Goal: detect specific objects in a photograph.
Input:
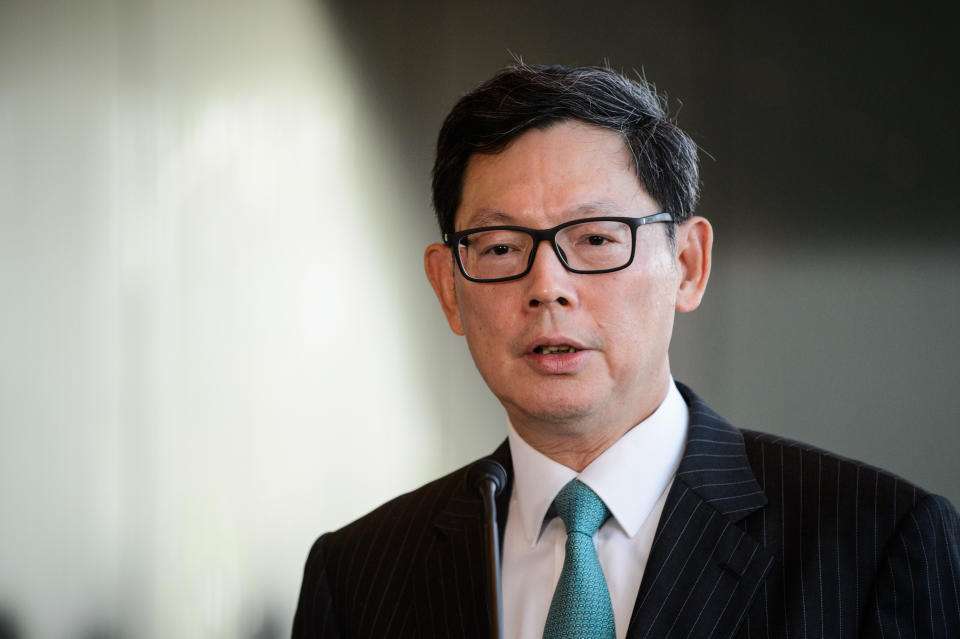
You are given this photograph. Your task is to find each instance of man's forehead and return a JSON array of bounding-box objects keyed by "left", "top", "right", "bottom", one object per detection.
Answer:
[
  {"left": 453, "top": 121, "right": 645, "bottom": 228},
  {"left": 463, "top": 120, "right": 633, "bottom": 171}
]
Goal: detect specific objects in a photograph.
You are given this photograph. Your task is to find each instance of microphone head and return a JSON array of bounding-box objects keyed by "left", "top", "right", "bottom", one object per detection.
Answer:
[{"left": 466, "top": 459, "right": 508, "bottom": 497}]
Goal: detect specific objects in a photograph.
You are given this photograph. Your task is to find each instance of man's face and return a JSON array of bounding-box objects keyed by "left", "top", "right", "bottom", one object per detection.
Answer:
[{"left": 426, "top": 120, "right": 709, "bottom": 434}]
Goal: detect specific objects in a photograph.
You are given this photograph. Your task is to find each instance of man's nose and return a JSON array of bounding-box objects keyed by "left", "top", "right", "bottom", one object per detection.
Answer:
[{"left": 525, "top": 241, "right": 577, "bottom": 308}]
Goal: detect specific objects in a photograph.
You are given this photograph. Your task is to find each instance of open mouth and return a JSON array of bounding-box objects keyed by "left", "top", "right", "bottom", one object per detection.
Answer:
[{"left": 533, "top": 345, "right": 580, "bottom": 354}]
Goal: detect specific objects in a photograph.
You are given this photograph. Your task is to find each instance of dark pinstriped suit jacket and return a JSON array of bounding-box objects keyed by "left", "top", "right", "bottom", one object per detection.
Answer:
[{"left": 293, "top": 383, "right": 960, "bottom": 637}]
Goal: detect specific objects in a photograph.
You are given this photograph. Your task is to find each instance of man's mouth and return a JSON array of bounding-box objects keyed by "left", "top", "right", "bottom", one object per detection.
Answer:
[{"left": 533, "top": 345, "right": 580, "bottom": 354}]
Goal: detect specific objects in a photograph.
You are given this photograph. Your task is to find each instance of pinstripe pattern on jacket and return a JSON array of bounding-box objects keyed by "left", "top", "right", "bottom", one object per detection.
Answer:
[{"left": 292, "top": 383, "right": 960, "bottom": 638}]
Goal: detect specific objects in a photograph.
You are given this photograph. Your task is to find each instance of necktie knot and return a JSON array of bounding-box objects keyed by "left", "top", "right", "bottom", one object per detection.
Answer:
[{"left": 553, "top": 479, "right": 610, "bottom": 537}]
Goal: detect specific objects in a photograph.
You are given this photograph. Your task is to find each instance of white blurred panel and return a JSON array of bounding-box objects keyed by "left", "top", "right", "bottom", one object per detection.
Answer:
[{"left": 0, "top": 1, "right": 450, "bottom": 637}]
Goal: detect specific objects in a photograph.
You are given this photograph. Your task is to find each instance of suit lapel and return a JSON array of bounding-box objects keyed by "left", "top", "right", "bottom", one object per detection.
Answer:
[
  {"left": 626, "top": 383, "right": 775, "bottom": 639},
  {"left": 415, "top": 442, "right": 513, "bottom": 639}
]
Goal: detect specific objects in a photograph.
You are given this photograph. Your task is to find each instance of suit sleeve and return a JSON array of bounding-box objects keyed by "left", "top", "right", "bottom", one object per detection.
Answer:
[
  {"left": 292, "top": 534, "right": 342, "bottom": 639},
  {"left": 862, "top": 494, "right": 960, "bottom": 638}
]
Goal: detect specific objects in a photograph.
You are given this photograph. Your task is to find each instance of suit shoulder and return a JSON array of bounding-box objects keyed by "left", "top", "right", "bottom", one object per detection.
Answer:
[
  {"left": 302, "top": 457, "right": 494, "bottom": 634},
  {"left": 320, "top": 460, "right": 473, "bottom": 561},
  {"left": 738, "top": 427, "right": 932, "bottom": 512}
]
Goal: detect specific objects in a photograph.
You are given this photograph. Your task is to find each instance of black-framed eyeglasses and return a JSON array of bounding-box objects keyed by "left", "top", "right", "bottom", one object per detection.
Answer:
[{"left": 444, "top": 212, "right": 673, "bottom": 283}]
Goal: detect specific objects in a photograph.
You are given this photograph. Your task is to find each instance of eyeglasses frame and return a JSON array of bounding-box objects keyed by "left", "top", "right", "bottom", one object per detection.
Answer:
[{"left": 444, "top": 212, "right": 674, "bottom": 283}]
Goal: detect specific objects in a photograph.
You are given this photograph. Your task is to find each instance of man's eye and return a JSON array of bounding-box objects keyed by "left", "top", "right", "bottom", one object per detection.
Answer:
[
  {"left": 580, "top": 235, "right": 619, "bottom": 247},
  {"left": 484, "top": 244, "right": 512, "bottom": 256}
]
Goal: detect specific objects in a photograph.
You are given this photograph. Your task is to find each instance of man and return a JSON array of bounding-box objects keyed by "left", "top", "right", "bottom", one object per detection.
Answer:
[{"left": 293, "top": 64, "right": 960, "bottom": 638}]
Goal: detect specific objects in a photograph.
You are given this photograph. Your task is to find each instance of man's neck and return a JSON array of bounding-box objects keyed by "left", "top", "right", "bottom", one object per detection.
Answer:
[{"left": 507, "top": 377, "right": 672, "bottom": 472}]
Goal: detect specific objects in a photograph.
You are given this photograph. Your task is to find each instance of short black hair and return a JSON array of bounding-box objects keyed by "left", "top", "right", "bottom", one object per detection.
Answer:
[{"left": 431, "top": 64, "right": 700, "bottom": 241}]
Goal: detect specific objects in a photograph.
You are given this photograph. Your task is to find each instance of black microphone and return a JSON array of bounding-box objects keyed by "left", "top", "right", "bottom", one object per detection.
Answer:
[{"left": 467, "top": 459, "right": 508, "bottom": 639}]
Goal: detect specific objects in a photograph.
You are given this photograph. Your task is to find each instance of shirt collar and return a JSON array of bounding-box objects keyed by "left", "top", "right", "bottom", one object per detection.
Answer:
[{"left": 507, "top": 379, "right": 689, "bottom": 546}]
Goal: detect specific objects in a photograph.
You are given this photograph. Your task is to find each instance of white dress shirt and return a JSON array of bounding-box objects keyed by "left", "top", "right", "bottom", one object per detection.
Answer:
[{"left": 501, "top": 380, "right": 689, "bottom": 639}]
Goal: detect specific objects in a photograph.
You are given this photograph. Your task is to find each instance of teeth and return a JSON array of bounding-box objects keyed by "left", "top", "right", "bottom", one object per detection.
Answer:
[{"left": 537, "top": 345, "right": 577, "bottom": 354}]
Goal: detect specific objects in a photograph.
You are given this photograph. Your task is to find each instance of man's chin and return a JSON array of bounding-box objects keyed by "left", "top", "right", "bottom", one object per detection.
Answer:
[{"left": 503, "top": 395, "right": 600, "bottom": 427}]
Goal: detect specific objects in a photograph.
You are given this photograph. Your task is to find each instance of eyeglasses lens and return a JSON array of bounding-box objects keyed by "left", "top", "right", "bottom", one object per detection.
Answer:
[{"left": 457, "top": 220, "right": 633, "bottom": 281}]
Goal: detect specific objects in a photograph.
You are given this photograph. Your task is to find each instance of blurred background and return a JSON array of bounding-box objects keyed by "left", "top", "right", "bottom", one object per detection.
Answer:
[{"left": 1, "top": 1, "right": 957, "bottom": 637}]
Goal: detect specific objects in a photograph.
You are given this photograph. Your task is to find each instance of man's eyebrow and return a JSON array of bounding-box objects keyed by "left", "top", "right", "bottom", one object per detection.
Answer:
[
  {"left": 461, "top": 200, "right": 628, "bottom": 229},
  {"left": 571, "top": 200, "right": 626, "bottom": 217},
  {"left": 461, "top": 209, "right": 515, "bottom": 228}
]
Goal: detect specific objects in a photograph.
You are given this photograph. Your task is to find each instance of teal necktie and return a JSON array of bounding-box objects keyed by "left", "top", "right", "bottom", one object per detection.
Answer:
[{"left": 542, "top": 479, "right": 616, "bottom": 639}]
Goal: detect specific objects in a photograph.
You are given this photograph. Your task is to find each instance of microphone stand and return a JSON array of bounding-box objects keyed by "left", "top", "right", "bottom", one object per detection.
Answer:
[{"left": 467, "top": 460, "right": 508, "bottom": 639}]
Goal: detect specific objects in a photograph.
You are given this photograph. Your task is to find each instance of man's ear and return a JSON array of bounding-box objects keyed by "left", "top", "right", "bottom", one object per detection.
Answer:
[
  {"left": 674, "top": 216, "right": 713, "bottom": 313},
  {"left": 424, "top": 243, "right": 465, "bottom": 335}
]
